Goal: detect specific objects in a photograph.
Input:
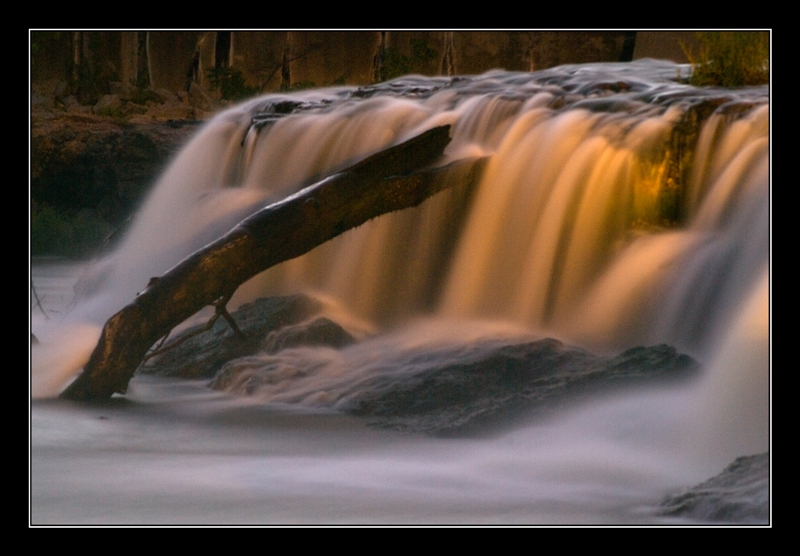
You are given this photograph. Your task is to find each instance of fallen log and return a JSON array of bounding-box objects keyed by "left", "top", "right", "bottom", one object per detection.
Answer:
[{"left": 61, "top": 125, "right": 489, "bottom": 401}]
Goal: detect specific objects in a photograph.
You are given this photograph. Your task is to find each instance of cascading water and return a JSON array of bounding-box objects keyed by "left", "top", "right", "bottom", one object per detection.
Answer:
[{"left": 31, "top": 60, "right": 769, "bottom": 524}]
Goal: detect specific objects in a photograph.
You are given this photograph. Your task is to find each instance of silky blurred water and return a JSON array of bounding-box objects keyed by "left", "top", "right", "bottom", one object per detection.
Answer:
[{"left": 30, "top": 61, "right": 769, "bottom": 524}]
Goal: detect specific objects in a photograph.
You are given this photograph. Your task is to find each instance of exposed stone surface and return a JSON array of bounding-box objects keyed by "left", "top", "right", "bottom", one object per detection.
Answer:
[
  {"left": 660, "top": 452, "right": 770, "bottom": 524},
  {"left": 204, "top": 321, "right": 698, "bottom": 437},
  {"left": 92, "top": 94, "right": 122, "bottom": 116},
  {"left": 347, "top": 341, "right": 699, "bottom": 435},
  {"left": 31, "top": 108, "right": 202, "bottom": 223},
  {"left": 262, "top": 317, "right": 356, "bottom": 354},
  {"left": 188, "top": 82, "right": 215, "bottom": 112},
  {"left": 138, "top": 295, "right": 324, "bottom": 379},
  {"left": 31, "top": 79, "right": 225, "bottom": 228}
]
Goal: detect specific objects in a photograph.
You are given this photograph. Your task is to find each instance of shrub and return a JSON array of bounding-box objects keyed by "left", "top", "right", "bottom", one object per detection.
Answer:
[
  {"left": 682, "top": 32, "right": 769, "bottom": 87},
  {"left": 207, "top": 66, "right": 258, "bottom": 101},
  {"left": 377, "top": 39, "right": 439, "bottom": 82},
  {"left": 410, "top": 38, "right": 438, "bottom": 65},
  {"left": 379, "top": 47, "right": 411, "bottom": 82}
]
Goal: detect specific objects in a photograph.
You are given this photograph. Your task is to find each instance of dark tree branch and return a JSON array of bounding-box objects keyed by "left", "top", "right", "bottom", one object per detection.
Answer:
[
  {"left": 31, "top": 279, "right": 49, "bottom": 320},
  {"left": 60, "top": 125, "right": 488, "bottom": 401}
]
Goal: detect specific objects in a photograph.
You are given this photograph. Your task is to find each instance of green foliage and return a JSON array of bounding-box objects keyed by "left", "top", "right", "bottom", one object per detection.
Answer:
[
  {"left": 63, "top": 34, "right": 120, "bottom": 105},
  {"left": 31, "top": 204, "right": 113, "bottom": 259},
  {"left": 207, "top": 66, "right": 258, "bottom": 101},
  {"left": 377, "top": 39, "right": 439, "bottom": 82},
  {"left": 682, "top": 32, "right": 769, "bottom": 87},
  {"left": 410, "top": 38, "right": 438, "bottom": 64},
  {"left": 380, "top": 47, "right": 411, "bottom": 82},
  {"left": 70, "top": 62, "right": 120, "bottom": 106}
]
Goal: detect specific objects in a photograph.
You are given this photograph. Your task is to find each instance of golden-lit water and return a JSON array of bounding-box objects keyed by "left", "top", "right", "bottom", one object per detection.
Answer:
[{"left": 30, "top": 61, "right": 769, "bottom": 524}]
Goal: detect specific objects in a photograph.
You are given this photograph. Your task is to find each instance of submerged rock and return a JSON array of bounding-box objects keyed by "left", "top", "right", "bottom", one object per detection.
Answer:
[{"left": 660, "top": 452, "right": 770, "bottom": 524}]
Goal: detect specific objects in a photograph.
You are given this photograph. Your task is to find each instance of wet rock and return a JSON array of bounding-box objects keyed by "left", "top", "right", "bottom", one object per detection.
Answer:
[
  {"left": 350, "top": 341, "right": 699, "bottom": 435},
  {"left": 660, "top": 452, "right": 769, "bottom": 524},
  {"left": 262, "top": 317, "right": 356, "bottom": 353},
  {"left": 138, "top": 295, "right": 323, "bottom": 379}
]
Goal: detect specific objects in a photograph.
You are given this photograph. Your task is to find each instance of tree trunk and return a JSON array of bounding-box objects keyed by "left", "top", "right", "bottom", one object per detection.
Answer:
[{"left": 60, "top": 125, "right": 488, "bottom": 401}]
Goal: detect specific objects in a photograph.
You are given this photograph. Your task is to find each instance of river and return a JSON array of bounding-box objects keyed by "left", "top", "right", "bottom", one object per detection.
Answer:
[{"left": 30, "top": 60, "right": 769, "bottom": 525}]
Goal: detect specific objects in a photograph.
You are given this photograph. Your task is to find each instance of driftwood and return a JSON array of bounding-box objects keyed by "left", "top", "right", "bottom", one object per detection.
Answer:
[{"left": 61, "top": 125, "right": 488, "bottom": 401}]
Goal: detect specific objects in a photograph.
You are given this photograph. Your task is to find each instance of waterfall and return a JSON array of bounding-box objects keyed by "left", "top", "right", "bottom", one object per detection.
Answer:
[
  {"left": 74, "top": 63, "right": 764, "bottom": 342},
  {"left": 40, "top": 60, "right": 769, "bottom": 375},
  {"left": 30, "top": 59, "right": 769, "bottom": 524}
]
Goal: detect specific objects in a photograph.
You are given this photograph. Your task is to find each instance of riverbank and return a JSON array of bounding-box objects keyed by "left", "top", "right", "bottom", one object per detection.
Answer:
[{"left": 31, "top": 83, "right": 222, "bottom": 257}]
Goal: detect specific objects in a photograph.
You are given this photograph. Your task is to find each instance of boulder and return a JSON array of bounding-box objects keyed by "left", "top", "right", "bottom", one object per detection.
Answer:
[
  {"left": 660, "top": 452, "right": 769, "bottom": 524},
  {"left": 93, "top": 94, "right": 122, "bottom": 116},
  {"left": 188, "top": 82, "right": 215, "bottom": 112},
  {"left": 138, "top": 295, "right": 324, "bottom": 379},
  {"left": 262, "top": 317, "right": 356, "bottom": 353}
]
